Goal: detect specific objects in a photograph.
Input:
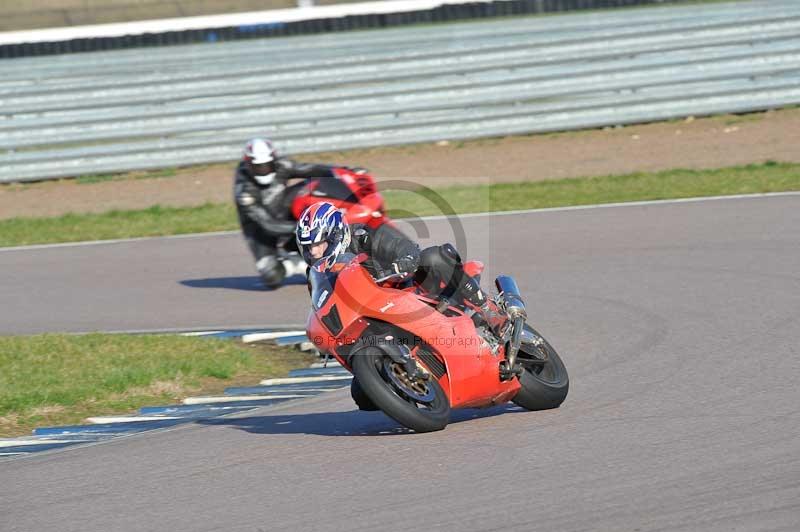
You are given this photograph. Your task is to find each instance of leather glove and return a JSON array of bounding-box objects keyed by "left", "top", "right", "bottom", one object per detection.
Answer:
[
  {"left": 391, "top": 255, "right": 419, "bottom": 275},
  {"left": 352, "top": 227, "right": 371, "bottom": 252}
]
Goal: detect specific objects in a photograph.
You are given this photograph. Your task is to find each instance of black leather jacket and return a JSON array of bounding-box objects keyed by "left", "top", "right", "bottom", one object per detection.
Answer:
[
  {"left": 233, "top": 159, "right": 334, "bottom": 239},
  {"left": 348, "top": 223, "right": 420, "bottom": 277}
]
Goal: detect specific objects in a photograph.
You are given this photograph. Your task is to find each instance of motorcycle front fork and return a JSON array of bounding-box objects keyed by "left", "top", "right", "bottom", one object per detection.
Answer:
[{"left": 499, "top": 316, "right": 525, "bottom": 381}]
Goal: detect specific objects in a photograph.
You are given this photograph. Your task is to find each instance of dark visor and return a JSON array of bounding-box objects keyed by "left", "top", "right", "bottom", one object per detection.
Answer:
[{"left": 251, "top": 161, "right": 275, "bottom": 175}]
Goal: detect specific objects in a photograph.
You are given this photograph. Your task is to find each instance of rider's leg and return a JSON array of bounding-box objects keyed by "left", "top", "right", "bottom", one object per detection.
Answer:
[
  {"left": 246, "top": 235, "right": 285, "bottom": 289},
  {"left": 415, "top": 244, "right": 488, "bottom": 306},
  {"left": 281, "top": 234, "right": 308, "bottom": 277},
  {"left": 255, "top": 255, "right": 287, "bottom": 289},
  {"left": 415, "top": 244, "right": 504, "bottom": 331},
  {"left": 414, "top": 245, "right": 457, "bottom": 298}
]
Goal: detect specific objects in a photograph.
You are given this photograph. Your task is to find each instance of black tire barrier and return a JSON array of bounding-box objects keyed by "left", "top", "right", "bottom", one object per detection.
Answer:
[{"left": 0, "top": 0, "right": 688, "bottom": 59}]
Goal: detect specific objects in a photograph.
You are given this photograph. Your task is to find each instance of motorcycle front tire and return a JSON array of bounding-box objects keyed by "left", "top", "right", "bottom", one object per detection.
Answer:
[{"left": 351, "top": 346, "right": 450, "bottom": 433}]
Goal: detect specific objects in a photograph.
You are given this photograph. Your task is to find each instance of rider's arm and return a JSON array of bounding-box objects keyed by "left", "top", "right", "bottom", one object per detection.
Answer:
[
  {"left": 362, "top": 224, "right": 421, "bottom": 274},
  {"left": 279, "top": 159, "right": 336, "bottom": 180},
  {"left": 234, "top": 182, "right": 296, "bottom": 237}
]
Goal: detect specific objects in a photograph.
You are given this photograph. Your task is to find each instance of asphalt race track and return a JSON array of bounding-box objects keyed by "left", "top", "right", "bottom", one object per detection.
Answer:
[{"left": 2, "top": 194, "right": 799, "bottom": 531}]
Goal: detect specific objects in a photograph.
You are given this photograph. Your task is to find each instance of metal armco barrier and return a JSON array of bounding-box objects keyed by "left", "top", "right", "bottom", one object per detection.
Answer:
[
  {"left": 1, "top": 0, "right": 799, "bottom": 183},
  {"left": 0, "top": 0, "right": 689, "bottom": 59}
]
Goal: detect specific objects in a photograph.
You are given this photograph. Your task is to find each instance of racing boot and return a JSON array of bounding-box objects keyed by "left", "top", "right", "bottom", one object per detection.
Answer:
[
  {"left": 459, "top": 276, "right": 507, "bottom": 335},
  {"left": 280, "top": 252, "right": 308, "bottom": 278},
  {"left": 256, "top": 255, "right": 286, "bottom": 290}
]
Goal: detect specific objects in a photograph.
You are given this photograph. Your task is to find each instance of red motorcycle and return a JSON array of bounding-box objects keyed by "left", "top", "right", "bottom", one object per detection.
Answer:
[
  {"left": 306, "top": 253, "right": 569, "bottom": 432},
  {"left": 265, "top": 167, "right": 389, "bottom": 283},
  {"left": 291, "top": 167, "right": 389, "bottom": 229}
]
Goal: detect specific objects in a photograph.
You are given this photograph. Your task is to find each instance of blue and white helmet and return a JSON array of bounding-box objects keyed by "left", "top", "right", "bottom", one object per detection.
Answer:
[{"left": 296, "top": 202, "right": 351, "bottom": 270}]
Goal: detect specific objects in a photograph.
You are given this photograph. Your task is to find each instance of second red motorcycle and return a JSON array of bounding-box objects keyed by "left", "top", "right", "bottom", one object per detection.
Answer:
[{"left": 291, "top": 167, "right": 389, "bottom": 229}]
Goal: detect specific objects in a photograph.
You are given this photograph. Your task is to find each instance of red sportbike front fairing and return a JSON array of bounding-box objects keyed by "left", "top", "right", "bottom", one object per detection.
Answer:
[
  {"left": 306, "top": 253, "right": 569, "bottom": 432},
  {"left": 291, "top": 167, "right": 389, "bottom": 229}
]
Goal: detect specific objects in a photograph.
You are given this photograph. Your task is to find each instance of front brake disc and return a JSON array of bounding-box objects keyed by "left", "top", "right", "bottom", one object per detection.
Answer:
[{"left": 383, "top": 358, "right": 436, "bottom": 403}]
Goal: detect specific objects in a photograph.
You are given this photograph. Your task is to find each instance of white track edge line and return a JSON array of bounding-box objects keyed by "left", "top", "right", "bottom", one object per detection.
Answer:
[
  {"left": 85, "top": 416, "right": 182, "bottom": 424},
  {"left": 259, "top": 375, "right": 353, "bottom": 385},
  {"left": 416, "top": 191, "right": 800, "bottom": 222},
  {"left": 2, "top": 191, "right": 798, "bottom": 252},
  {"left": 241, "top": 330, "right": 308, "bottom": 343},
  {"left": 182, "top": 394, "right": 313, "bottom": 405},
  {"left": 0, "top": 230, "right": 238, "bottom": 252},
  {"left": 0, "top": 439, "right": 86, "bottom": 448}
]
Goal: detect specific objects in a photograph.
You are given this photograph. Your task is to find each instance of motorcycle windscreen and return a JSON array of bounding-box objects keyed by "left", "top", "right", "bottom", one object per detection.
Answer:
[
  {"left": 311, "top": 176, "right": 358, "bottom": 202},
  {"left": 308, "top": 253, "right": 356, "bottom": 310}
]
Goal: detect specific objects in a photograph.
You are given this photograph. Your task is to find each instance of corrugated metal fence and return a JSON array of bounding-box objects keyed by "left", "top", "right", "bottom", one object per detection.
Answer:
[{"left": 1, "top": 0, "right": 799, "bottom": 183}]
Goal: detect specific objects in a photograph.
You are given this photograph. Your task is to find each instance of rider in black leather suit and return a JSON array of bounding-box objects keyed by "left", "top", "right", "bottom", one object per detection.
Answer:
[
  {"left": 347, "top": 222, "right": 489, "bottom": 310},
  {"left": 234, "top": 138, "right": 336, "bottom": 288}
]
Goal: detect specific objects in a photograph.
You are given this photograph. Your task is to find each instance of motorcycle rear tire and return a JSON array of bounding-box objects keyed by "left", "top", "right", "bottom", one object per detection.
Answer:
[
  {"left": 351, "top": 346, "right": 450, "bottom": 433},
  {"left": 512, "top": 325, "right": 569, "bottom": 411}
]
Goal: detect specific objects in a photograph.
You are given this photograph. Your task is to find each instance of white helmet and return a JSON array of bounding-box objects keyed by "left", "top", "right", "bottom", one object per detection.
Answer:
[{"left": 243, "top": 138, "right": 278, "bottom": 185}]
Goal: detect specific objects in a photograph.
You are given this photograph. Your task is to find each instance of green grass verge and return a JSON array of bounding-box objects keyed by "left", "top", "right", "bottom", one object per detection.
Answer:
[
  {"left": 386, "top": 161, "right": 800, "bottom": 217},
  {"left": 0, "top": 203, "right": 237, "bottom": 247},
  {"left": 1, "top": 161, "right": 798, "bottom": 247},
  {"left": 0, "top": 334, "right": 314, "bottom": 437}
]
